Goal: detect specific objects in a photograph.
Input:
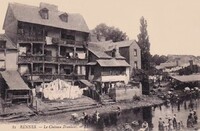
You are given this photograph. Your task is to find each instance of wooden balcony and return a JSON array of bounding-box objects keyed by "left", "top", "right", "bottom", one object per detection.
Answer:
[
  {"left": 18, "top": 55, "right": 88, "bottom": 65},
  {"left": 44, "top": 56, "right": 58, "bottom": 63},
  {"left": 52, "top": 38, "right": 87, "bottom": 47},
  {"left": 58, "top": 57, "right": 88, "bottom": 65},
  {"left": 23, "top": 73, "right": 86, "bottom": 83},
  {"left": 17, "top": 35, "right": 45, "bottom": 43},
  {"left": 18, "top": 55, "right": 44, "bottom": 63},
  {"left": 11, "top": 95, "right": 30, "bottom": 99},
  {"left": 0, "top": 67, "right": 6, "bottom": 71}
]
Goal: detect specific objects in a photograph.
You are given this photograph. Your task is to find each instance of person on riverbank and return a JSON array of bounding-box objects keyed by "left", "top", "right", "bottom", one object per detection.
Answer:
[
  {"left": 141, "top": 121, "right": 149, "bottom": 131},
  {"left": 93, "top": 110, "right": 100, "bottom": 124},
  {"left": 168, "top": 118, "right": 173, "bottom": 131},
  {"left": 172, "top": 114, "right": 177, "bottom": 129},
  {"left": 193, "top": 111, "right": 198, "bottom": 124},
  {"left": 187, "top": 113, "right": 194, "bottom": 128},
  {"left": 177, "top": 121, "right": 184, "bottom": 131},
  {"left": 158, "top": 118, "right": 164, "bottom": 131},
  {"left": 82, "top": 112, "right": 89, "bottom": 127}
]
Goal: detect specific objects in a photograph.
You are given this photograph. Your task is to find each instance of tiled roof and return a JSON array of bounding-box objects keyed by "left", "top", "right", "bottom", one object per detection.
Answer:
[
  {"left": 89, "top": 40, "right": 138, "bottom": 51},
  {"left": 79, "top": 79, "right": 93, "bottom": 87},
  {"left": 1, "top": 71, "right": 30, "bottom": 90},
  {"left": 97, "top": 59, "right": 130, "bottom": 67},
  {"left": 87, "top": 62, "right": 97, "bottom": 65},
  {"left": 89, "top": 49, "right": 112, "bottom": 59},
  {"left": 171, "top": 74, "right": 200, "bottom": 82},
  {"left": 88, "top": 42, "right": 126, "bottom": 59},
  {"left": 0, "top": 34, "right": 17, "bottom": 49},
  {"left": 158, "top": 62, "right": 177, "bottom": 69},
  {"left": 7, "top": 3, "right": 89, "bottom": 33}
]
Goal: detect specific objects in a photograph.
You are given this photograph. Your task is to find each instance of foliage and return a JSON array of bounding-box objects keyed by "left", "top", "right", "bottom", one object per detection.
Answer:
[
  {"left": 151, "top": 54, "right": 168, "bottom": 66},
  {"left": 131, "top": 68, "right": 150, "bottom": 95},
  {"left": 179, "top": 65, "right": 200, "bottom": 75},
  {"left": 137, "top": 17, "right": 151, "bottom": 71},
  {"left": 91, "top": 23, "right": 128, "bottom": 42}
]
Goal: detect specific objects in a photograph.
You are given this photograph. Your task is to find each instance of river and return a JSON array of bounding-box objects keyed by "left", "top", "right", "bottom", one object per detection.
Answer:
[{"left": 90, "top": 99, "right": 200, "bottom": 131}]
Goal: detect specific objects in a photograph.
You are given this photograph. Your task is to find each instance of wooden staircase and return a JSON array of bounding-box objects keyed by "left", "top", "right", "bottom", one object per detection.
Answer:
[
  {"left": 0, "top": 112, "right": 36, "bottom": 122},
  {"left": 38, "top": 102, "right": 100, "bottom": 116},
  {"left": 100, "top": 94, "right": 115, "bottom": 105}
]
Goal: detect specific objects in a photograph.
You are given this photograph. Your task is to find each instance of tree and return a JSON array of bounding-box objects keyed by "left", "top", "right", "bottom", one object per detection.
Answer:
[
  {"left": 137, "top": 17, "right": 151, "bottom": 71},
  {"left": 151, "top": 54, "right": 168, "bottom": 65},
  {"left": 136, "top": 17, "right": 151, "bottom": 95},
  {"left": 92, "top": 23, "right": 128, "bottom": 42}
]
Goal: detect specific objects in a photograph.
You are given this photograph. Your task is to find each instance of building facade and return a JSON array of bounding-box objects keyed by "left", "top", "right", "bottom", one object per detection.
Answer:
[
  {"left": 89, "top": 40, "right": 141, "bottom": 77},
  {"left": 3, "top": 3, "right": 90, "bottom": 87},
  {"left": 87, "top": 43, "right": 130, "bottom": 95},
  {"left": 0, "top": 34, "right": 18, "bottom": 71}
]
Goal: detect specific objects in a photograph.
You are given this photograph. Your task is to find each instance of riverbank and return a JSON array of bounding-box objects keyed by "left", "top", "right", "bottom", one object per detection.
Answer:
[{"left": 21, "top": 95, "right": 164, "bottom": 124}]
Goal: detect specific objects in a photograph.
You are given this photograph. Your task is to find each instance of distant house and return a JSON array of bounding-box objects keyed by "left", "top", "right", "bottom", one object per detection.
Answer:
[
  {"left": 0, "top": 35, "right": 31, "bottom": 103},
  {"left": 156, "top": 55, "right": 200, "bottom": 73},
  {"left": 0, "top": 34, "right": 18, "bottom": 71},
  {"left": 0, "top": 71, "right": 31, "bottom": 104},
  {"left": 170, "top": 74, "right": 200, "bottom": 89}
]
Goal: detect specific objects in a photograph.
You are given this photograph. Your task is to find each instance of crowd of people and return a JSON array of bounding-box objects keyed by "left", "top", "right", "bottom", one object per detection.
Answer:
[
  {"left": 158, "top": 114, "right": 184, "bottom": 131},
  {"left": 158, "top": 110, "right": 198, "bottom": 131},
  {"left": 186, "top": 109, "right": 198, "bottom": 128},
  {"left": 71, "top": 110, "right": 101, "bottom": 127}
]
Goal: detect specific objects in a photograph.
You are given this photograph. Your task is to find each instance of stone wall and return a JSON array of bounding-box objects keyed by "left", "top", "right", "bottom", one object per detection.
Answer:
[{"left": 109, "top": 85, "right": 142, "bottom": 102}]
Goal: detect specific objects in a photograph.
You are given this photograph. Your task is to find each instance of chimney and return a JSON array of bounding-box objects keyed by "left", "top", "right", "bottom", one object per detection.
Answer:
[
  {"left": 175, "top": 58, "right": 180, "bottom": 66},
  {"left": 98, "top": 35, "right": 106, "bottom": 42},
  {"left": 176, "top": 60, "right": 179, "bottom": 66},
  {"left": 111, "top": 46, "right": 120, "bottom": 58},
  {"left": 89, "top": 33, "right": 99, "bottom": 42},
  {"left": 40, "top": 3, "right": 58, "bottom": 11},
  {"left": 189, "top": 60, "right": 193, "bottom": 66},
  {"left": 112, "top": 48, "right": 116, "bottom": 57}
]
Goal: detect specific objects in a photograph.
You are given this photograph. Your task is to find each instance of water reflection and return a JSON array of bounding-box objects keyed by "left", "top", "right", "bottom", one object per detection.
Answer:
[
  {"left": 89, "top": 107, "right": 153, "bottom": 131},
  {"left": 90, "top": 99, "right": 200, "bottom": 131}
]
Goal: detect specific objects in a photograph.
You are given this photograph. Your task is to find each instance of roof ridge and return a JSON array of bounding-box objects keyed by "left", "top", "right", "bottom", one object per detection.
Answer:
[
  {"left": 10, "top": 2, "right": 38, "bottom": 9},
  {"left": 114, "top": 39, "right": 136, "bottom": 43},
  {"left": 3, "top": 34, "right": 17, "bottom": 49},
  {"left": 7, "top": 2, "right": 89, "bottom": 33},
  {"left": 10, "top": 2, "right": 80, "bottom": 15}
]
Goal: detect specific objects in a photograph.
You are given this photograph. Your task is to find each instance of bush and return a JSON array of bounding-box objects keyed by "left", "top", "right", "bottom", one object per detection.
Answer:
[{"left": 133, "top": 95, "right": 141, "bottom": 101}]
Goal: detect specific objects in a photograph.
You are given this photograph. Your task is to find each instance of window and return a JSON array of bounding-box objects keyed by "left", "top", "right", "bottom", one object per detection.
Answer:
[
  {"left": 59, "top": 13, "right": 68, "bottom": 22},
  {"left": 39, "top": 8, "right": 49, "bottom": 19},
  {"left": 45, "top": 67, "right": 52, "bottom": 74},
  {"left": 91, "top": 67, "right": 94, "bottom": 75},
  {"left": 0, "top": 41, "right": 6, "bottom": 49},
  {"left": 0, "top": 60, "right": 5, "bottom": 70},
  {"left": 134, "top": 49, "right": 137, "bottom": 56},
  {"left": 64, "top": 69, "right": 71, "bottom": 74},
  {"left": 61, "top": 33, "right": 75, "bottom": 41},
  {"left": 77, "top": 66, "right": 86, "bottom": 75},
  {"left": 134, "top": 61, "right": 138, "bottom": 69}
]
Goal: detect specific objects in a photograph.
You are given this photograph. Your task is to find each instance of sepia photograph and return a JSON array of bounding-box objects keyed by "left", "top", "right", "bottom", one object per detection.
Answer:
[{"left": 0, "top": 0, "right": 200, "bottom": 130}]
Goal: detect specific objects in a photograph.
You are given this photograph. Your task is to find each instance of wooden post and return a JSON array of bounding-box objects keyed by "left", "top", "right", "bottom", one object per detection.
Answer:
[
  {"left": 36, "top": 99, "right": 37, "bottom": 112},
  {"left": 58, "top": 45, "right": 60, "bottom": 57},
  {"left": 31, "top": 43, "right": 33, "bottom": 55},
  {"left": 27, "top": 91, "right": 29, "bottom": 105}
]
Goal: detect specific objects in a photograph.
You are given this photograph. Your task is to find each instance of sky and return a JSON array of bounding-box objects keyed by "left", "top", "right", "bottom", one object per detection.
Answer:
[{"left": 0, "top": 0, "right": 200, "bottom": 56}]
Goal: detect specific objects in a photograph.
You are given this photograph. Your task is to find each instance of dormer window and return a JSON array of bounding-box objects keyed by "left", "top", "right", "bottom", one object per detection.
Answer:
[
  {"left": 59, "top": 13, "right": 68, "bottom": 22},
  {"left": 0, "top": 40, "right": 6, "bottom": 49},
  {"left": 112, "top": 48, "right": 116, "bottom": 57},
  {"left": 39, "top": 8, "right": 49, "bottom": 19}
]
